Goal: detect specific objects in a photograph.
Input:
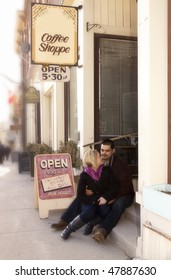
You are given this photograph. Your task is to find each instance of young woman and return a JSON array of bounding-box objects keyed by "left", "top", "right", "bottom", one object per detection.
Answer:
[{"left": 61, "top": 149, "right": 117, "bottom": 240}]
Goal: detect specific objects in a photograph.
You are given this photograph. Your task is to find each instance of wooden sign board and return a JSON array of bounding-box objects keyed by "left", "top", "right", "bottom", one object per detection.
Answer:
[
  {"left": 34, "top": 153, "right": 76, "bottom": 218},
  {"left": 31, "top": 3, "right": 78, "bottom": 66}
]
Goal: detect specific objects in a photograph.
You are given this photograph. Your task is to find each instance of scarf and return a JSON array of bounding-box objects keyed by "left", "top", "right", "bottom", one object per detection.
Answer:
[{"left": 84, "top": 164, "right": 103, "bottom": 181}]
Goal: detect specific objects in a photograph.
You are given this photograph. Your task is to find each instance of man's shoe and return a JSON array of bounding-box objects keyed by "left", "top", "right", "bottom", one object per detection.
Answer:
[
  {"left": 51, "top": 220, "right": 68, "bottom": 230},
  {"left": 91, "top": 227, "right": 107, "bottom": 243}
]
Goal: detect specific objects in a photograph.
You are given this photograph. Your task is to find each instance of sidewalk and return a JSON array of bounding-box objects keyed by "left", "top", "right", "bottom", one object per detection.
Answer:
[{"left": 0, "top": 159, "right": 129, "bottom": 260}]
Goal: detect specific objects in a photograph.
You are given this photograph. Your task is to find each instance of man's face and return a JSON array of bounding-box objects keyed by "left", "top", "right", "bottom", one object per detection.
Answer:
[{"left": 100, "top": 144, "right": 114, "bottom": 162}]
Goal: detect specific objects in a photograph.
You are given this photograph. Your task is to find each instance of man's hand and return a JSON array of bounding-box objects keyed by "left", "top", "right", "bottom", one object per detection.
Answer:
[
  {"left": 98, "top": 197, "right": 107, "bottom": 205},
  {"left": 85, "top": 188, "right": 93, "bottom": 196}
]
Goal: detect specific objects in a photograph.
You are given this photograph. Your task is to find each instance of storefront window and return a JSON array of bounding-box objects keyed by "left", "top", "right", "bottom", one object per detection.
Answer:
[
  {"left": 95, "top": 35, "right": 137, "bottom": 139},
  {"left": 94, "top": 35, "right": 138, "bottom": 170}
]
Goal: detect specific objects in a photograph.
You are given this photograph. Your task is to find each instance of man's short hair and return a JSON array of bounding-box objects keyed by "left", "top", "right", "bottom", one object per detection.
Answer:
[{"left": 101, "top": 139, "right": 115, "bottom": 149}]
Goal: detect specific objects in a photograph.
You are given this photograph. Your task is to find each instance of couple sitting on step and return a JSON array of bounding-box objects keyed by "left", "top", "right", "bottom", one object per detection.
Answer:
[{"left": 51, "top": 139, "right": 135, "bottom": 243}]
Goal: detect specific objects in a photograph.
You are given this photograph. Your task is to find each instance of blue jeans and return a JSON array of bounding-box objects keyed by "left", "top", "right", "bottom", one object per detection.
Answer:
[
  {"left": 61, "top": 198, "right": 81, "bottom": 223},
  {"left": 61, "top": 195, "right": 134, "bottom": 233},
  {"left": 99, "top": 194, "right": 134, "bottom": 234},
  {"left": 80, "top": 203, "right": 112, "bottom": 223}
]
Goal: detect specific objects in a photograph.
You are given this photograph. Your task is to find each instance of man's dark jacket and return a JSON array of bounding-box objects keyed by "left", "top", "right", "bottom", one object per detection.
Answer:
[{"left": 110, "top": 154, "right": 135, "bottom": 200}]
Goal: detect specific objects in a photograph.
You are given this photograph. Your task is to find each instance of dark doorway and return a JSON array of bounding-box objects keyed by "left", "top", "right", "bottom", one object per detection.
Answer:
[{"left": 94, "top": 34, "right": 138, "bottom": 174}]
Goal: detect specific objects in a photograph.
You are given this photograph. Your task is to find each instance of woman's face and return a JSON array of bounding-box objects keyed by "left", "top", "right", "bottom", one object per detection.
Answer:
[{"left": 96, "top": 152, "right": 103, "bottom": 167}]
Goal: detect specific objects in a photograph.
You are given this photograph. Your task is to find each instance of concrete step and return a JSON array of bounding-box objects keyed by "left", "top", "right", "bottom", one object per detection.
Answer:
[
  {"left": 123, "top": 202, "right": 140, "bottom": 225},
  {"left": 108, "top": 203, "right": 140, "bottom": 259}
]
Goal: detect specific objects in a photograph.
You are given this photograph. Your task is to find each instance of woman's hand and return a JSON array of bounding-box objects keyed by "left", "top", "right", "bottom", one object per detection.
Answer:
[
  {"left": 108, "top": 198, "right": 115, "bottom": 204},
  {"left": 98, "top": 197, "right": 107, "bottom": 205}
]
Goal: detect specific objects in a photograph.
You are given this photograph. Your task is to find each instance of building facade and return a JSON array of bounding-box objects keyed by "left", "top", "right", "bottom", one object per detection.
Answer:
[{"left": 16, "top": 0, "right": 171, "bottom": 259}]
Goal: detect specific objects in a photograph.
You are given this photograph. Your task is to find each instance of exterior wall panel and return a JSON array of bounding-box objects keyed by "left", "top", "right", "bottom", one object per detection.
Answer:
[
  {"left": 94, "top": 0, "right": 101, "bottom": 23},
  {"left": 130, "top": 0, "right": 137, "bottom": 28},
  {"left": 101, "top": 0, "right": 109, "bottom": 25},
  {"left": 109, "top": 0, "right": 116, "bottom": 26},
  {"left": 143, "top": 225, "right": 171, "bottom": 259},
  {"left": 124, "top": 0, "right": 131, "bottom": 28},
  {"left": 93, "top": 0, "right": 137, "bottom": 35},
  {"left": 116, "top": 0, "right": 124, "bottom": 27}
]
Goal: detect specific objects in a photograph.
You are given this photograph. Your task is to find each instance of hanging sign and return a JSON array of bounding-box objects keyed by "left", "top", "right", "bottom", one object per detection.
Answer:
[
  {"left": 25, "top": 87, "right": 40, "bottom": 103},
  {"left": 31, "top": 3, "right": 78, "bottom": 66},
  {"left": 41, "top": 65, "right": 70, "bottom": 82}
]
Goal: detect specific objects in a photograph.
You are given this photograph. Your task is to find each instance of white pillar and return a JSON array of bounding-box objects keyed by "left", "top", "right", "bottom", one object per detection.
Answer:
[
  {"left": 26, "top": 104, "right": 36, "bottom": 144},
  {"left": 55, "top": 82, "right": 65, "bottom": 149},
  {"left": 79, "top": 0, "right": 94, "bottom": 154},
  {"left": 138, "top": 0, "right": 168, "bottom": 191}
]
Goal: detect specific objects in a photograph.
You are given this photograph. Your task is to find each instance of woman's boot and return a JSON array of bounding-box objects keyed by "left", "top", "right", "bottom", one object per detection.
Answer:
[
  {"left": 83, "top": 217, "right": 103, "bottom": 235},
  {"left": 61, "top": 215, "right": 85, "bottom": 240},
  {"left": 83, "top": 222, "right": 94, "bottom": 235}
]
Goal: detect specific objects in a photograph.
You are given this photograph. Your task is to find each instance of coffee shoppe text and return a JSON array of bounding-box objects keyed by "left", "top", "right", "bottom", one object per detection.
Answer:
[{"left": 39, "top": 33, "right": 70, "bottom": 56}]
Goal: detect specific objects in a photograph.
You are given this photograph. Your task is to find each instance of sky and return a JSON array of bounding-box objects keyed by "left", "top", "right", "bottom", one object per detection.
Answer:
[{"left": 0, "top": 0, "right": 24, "bottom": 122}]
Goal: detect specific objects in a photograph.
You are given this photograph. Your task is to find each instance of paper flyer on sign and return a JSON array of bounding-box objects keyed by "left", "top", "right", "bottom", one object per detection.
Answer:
[{"left": 41, "top": 173, "right": 71, "bottom": 192}]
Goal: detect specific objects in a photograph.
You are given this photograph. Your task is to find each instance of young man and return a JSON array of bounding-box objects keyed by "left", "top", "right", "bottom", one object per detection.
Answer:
[{"left": 51, "top": 139, "right": 135, "bottom": 242}]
